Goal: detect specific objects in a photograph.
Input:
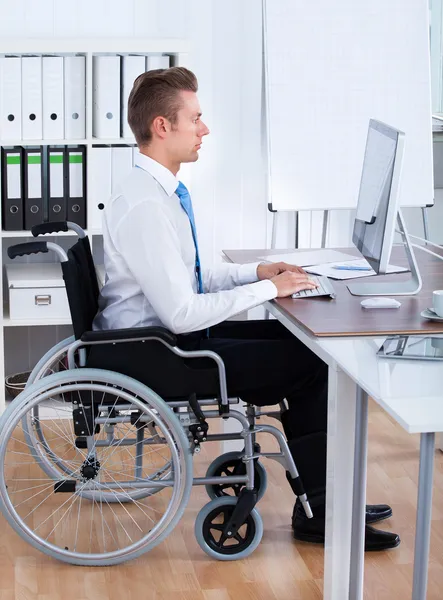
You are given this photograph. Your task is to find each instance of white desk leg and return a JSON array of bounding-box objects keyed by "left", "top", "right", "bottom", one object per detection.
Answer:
[
  {"left": 349, "top": 386, "right": 368, "bottom": 600},
  {"left": 324, "top": 365, "right": 359, "bottom": 600},
  {"left": 412, "top": 432, "right": 435, "bottom": 600}
]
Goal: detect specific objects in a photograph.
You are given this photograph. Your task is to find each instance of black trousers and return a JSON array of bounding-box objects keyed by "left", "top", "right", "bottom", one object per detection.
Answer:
[{"left": 178, "top": 319, "right": 328, "bottom": 501}]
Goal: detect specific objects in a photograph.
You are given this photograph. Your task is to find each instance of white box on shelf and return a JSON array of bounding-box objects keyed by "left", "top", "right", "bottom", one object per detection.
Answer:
[{"left": 6, "top": 263, "right": 70, "bottom": 322}]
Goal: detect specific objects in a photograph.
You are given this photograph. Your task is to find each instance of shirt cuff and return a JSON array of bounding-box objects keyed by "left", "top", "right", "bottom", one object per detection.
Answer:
[
  {"left": 247, "top": 278, "right": 278, "bottom": 301},
  {"left": 236, "top": 261, "right": 262, "bottom": 285}
]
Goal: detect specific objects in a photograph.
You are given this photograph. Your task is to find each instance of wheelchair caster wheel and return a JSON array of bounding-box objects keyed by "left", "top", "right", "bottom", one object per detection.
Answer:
[
  {"left": 194, "top": 496, "right": 263, "bottom": 560},
  {"left": 205, "top": 451, "right": 267, "bottom": 501}
]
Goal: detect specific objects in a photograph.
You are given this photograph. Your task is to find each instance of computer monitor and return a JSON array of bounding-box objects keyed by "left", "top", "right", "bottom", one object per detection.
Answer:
[{"left": 347, "top": 119, "right": 422, "bottom": 296}]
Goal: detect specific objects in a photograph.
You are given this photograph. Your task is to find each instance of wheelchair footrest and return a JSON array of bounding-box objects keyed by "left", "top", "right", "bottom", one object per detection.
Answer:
[{"left": 222, "top": 488, "right": 258, "bottom": 538}]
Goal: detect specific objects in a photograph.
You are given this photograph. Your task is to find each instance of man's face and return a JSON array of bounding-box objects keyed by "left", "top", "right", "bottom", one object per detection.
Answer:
[{"left": 166, "top": 90, "right": 210, "bottom": 163}]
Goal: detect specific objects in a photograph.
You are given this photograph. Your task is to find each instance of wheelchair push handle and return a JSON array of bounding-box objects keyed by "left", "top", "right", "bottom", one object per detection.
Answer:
[
  {"left": 7, "top": 241, "right": 68, "bottom": 262},
  {"left": 31, "top": 222, "right": 68, "bottom": 235},
  {"left": 7, "top": 242, "right": 49, "bottom": 259},
  {"left": 31, "top": 221, "right": 86, "bottom": 239}
]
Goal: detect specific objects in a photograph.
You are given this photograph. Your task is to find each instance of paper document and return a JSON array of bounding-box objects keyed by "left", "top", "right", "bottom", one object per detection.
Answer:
[
  {"left": 258, "top": 249, "right": 356, "bottom": 267},
  {"left": 305, "top": 259, "right": 408, "bottom": 280}
]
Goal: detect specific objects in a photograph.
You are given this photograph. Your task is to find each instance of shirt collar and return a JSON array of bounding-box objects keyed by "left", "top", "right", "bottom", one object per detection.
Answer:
[{"left": 134, "top": 152, "right": 179, "bottom": 197}]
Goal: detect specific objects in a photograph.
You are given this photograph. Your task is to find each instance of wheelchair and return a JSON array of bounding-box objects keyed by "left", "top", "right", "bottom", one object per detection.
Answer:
[{"left": 0, "top": 221, "right": 312, "bottom": 566}]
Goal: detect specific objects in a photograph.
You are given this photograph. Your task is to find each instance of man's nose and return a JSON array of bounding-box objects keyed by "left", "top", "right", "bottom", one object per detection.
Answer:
[{"left": 201, "top": 121, "right": 210, "bottom": 136}]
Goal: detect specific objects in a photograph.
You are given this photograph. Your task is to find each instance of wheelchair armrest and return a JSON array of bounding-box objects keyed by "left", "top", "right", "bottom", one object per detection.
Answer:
[
  {"left": 81, "top": 326, "right": 178, "bottom": 346},
  {"left": 80, "top": 326, "right": 229, "bottom": 411}
]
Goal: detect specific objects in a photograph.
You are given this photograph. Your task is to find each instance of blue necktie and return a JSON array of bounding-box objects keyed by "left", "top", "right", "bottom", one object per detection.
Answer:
[{"left": 175, "top": 181, "right": 204, "bottom": 294}]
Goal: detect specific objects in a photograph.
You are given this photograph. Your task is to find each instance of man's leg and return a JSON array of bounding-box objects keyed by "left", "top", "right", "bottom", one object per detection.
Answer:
[{"left": 195, "top": 320, "right": 399, "bottom": 550}]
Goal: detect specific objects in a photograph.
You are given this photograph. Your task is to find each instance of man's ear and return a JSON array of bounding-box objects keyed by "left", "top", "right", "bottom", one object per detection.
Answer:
[{"left": 151, "top": 116, "right": 171, "bottom": 139}]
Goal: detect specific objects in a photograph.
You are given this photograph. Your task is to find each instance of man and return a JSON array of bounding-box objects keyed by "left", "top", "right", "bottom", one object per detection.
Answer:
[{"left": 93, "top": 66, "right": 399, "bottom": 551}]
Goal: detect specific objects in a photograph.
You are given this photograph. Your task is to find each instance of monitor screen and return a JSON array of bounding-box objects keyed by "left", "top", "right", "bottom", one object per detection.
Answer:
[{"left": 352, "top": 120, "right": 400, "bottom": 272}]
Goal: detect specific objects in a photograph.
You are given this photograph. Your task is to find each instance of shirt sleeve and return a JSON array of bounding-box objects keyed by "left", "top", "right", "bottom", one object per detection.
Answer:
[
  {"left": 201, "top": 261, "right": 263, "bottom": 292},
  {"left": 115, "top": 202, "right": 277, "bottom": 334}
]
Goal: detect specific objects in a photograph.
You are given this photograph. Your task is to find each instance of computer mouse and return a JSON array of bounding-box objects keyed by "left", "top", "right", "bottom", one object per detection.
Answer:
[{"left": 360, "top": 297, "right": 401, "bottom": 309}]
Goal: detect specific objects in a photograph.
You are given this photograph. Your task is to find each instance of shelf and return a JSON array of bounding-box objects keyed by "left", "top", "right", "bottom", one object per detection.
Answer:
[
  {"left": 0, "top": 38, "right": 189, "bottom": 55},
  {"left": 0, "top": 139, "right": 137, "bottom": 146},
  {"left": 0, "top": 38, "right": 187, "bottom": 413},
  {"left": 3, "top": 317, "right": 73, "bottom": 327},
  {"left": 1, "top": 230, "right": 85, "bottom": 238},
  {"left": 0, "top": 139, "right": 88, "bottom": 147},
  {"left": 3, "top": 307, "right": 73, "bottom": 328},
  {"left": 1, "top": 230, "right": 104, "bottom": 238},
  {"left": 91, "top": 138, "right": 137, "bottom": 145}
]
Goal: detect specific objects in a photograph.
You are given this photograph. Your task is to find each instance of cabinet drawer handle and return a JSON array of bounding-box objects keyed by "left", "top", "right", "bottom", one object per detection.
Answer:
[{"left": 35, "top": 295, "right": 51, "bottom": 306}]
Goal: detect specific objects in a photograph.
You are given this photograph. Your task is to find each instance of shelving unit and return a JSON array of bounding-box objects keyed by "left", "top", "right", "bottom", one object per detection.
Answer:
[{"left": 0, "top": 38, "right": 189, "bottom": 412}]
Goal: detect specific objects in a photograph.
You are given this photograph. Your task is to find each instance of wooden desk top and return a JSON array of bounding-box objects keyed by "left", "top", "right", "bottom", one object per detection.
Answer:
[{"left": 223, "top": 247, "right": 443, "bottom": 337}]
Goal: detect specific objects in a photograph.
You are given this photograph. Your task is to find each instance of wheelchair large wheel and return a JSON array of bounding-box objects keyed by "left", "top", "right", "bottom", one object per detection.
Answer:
[
  {"left": 0, "top": 369, "right": 193, "bottom": 566},
  {"left": 22, "top": 340, "right": 172, "bottom": 501},
  {"left": 205, "top": 451, "right": 267, "bottom": 502}
]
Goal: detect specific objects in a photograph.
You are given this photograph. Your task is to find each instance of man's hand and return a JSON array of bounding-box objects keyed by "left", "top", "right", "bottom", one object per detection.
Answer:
[
  {"left": 257, "top": 261, "right": 306, "bottom": 280},
  {"left": 271, "top": 271, "right": 318, "bottom": 298}
]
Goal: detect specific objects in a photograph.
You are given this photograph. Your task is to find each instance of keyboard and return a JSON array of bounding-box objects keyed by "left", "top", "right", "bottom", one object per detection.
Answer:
[{"left": 291, "top": 275, "right": 336, "bottom": 299}]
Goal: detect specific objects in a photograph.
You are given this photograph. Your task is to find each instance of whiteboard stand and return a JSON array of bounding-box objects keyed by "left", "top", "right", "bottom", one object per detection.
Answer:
[
  {"left": 268, "top": 204, "right": 330, "bottom": 250},
  {"left": 321, "top": 210, "right": 330, "bottom": 248},
  {"left": 421, "top": 206, "right": 431, "bottom": 242},
  {"left": 268, "top": 204, "right": 299, "bottom": 249}
]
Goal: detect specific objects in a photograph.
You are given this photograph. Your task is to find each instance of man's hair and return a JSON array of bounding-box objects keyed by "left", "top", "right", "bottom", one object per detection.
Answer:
[{"left": 128, "top": 66, "right": 198, "bottom": 146}]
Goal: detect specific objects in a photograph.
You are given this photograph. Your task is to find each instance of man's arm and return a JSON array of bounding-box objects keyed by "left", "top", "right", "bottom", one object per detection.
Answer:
[
  {"left": 202, "top": 261, "right": 307, "bottom": 293},
  {"left": 201, "top": 262, "right": 262, "bottom": 293},
  {"left": 115, "top": 202, "right": 278, "bottom": 334}
]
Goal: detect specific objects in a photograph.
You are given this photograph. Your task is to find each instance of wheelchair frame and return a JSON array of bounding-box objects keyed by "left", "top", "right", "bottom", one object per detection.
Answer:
[{"left": 0, "top": 221, "right": 312, "bottom": 566}]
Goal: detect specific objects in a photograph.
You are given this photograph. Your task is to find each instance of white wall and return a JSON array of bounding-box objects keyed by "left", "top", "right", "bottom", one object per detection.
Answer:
[{"left": 0, "top": 0, "right": 435, "bottom": 375}]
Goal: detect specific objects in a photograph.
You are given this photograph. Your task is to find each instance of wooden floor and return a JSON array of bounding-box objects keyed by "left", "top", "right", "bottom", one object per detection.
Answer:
[{"left": 1, "top": 400, "right": 443, "bottom": 600}]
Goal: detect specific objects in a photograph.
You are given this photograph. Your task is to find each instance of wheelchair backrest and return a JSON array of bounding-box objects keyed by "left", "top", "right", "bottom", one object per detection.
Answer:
[{"left": 61, "top": 236, "right": 100, "bottom": 340}]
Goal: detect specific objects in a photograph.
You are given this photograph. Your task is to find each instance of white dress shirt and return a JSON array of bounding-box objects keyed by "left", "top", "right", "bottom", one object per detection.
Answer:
[{"left": 92, "top": 153, "right": 277, "bottom": 334}]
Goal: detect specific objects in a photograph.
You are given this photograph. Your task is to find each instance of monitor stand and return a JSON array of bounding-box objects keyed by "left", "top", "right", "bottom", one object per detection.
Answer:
[{"left": 347, "top": 210, "right": 422, "bottom": 296}]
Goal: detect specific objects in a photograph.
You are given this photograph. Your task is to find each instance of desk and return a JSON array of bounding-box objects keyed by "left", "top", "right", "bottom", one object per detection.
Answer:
[{"left": 223, "top": 246, "right": 443, "bottom": 600}]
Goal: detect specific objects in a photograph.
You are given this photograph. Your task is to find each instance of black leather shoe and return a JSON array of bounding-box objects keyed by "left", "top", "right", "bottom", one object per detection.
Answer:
[
  {"left": 365, "top": 503, "right": 392, "bottom": 525},
  {"left": 292, "top": 500, "right": 392, "bottom": 527},
  {"left": 293, "top": 513, "right": 400, "bottom": 551}
]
